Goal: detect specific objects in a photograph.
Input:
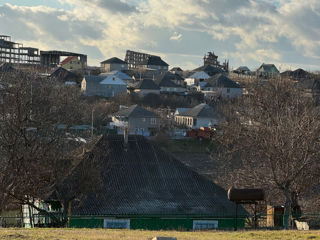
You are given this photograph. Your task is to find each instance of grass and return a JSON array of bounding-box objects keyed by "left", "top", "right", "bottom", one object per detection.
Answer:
[{"left": 1, "top": 229, "right": 320, "bottom": 240}]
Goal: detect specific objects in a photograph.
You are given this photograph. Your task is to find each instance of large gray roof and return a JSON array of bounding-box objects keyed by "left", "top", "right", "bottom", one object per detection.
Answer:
[
  {"left": 101, "top": 57, "right": 127, "bottom": 65},
  {"left": 61, "top": 135, "right": 244, "bottom": 216},
  {"left": 142, "top": 56, "right": 169, "bottom": 66},
  {"left": 178, "top": 103, "right": 220, "bottom": 118},
  {"left": 134, "top": 79, "right": 160, "bottom": 90},
  {"left": 155, "top": 72, "right": 184, "bottom": 87},
  {"left": 112, "top": 105, "right": 159, "bottom": 118},
  {"left": 206, "top": 74, "right": 241, "bottom": 88}
]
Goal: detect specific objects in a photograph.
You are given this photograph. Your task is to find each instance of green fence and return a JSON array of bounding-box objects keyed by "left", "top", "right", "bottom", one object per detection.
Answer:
[{"left": 2, "top": 213, "right": 320, "bottom": 230}]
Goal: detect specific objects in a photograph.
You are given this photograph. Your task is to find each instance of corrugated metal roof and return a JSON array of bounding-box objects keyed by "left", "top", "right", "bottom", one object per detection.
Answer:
[
  {"left": 100, "top": 75, "right": 126, "bottom": 85},
  {"left": 61, "top": 135, "right": 244, "bottom": 216}
]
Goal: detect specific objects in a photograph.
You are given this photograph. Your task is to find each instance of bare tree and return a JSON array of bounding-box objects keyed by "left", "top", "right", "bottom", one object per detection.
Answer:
[
  {"left": 0, "top": 71, "right": 100, "bottom": 225},
  {"left": 215, "top": 78, "right": 320, "bottom": 229}
]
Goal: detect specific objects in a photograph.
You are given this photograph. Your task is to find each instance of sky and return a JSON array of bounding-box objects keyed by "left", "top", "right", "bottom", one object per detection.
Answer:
[{"left": 0, "top": 0, "right": 319, "bottom": 71}]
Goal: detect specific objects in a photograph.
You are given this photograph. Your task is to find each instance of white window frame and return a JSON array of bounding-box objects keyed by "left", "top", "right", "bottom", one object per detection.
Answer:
[
  {"left": 103, "top": 219, "right": 130, "bottom": 229},
  {"left": 193, "top": 220, "right": 218, "bottom": 230}
]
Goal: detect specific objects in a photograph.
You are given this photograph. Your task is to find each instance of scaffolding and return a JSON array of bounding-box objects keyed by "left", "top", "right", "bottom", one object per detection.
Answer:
[
  {"left": 203, "top": 51, "right": 229, "bottom": 71},
  {"left": 124, "top": 50, "right": 152, "bottom": 69}
]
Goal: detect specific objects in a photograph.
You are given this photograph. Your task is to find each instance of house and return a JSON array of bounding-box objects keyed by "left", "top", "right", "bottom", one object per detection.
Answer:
[
  {"left": 185, "top": 71, "right": 210, "bottom": 86},
  {"left": 50, "top": 67, "right": 82, "bottom": 85},
  {"left": 175, "top": 103, "right": 222, "bottom": 129},
  {"left": 131, "top": 79, "right": 160, "bottom": 96},
  {"left": 100, "top": 57, "right": 128, "bottom": 73},
  {"left": 142, "top": 56, "right": 169, "bottom": 71},
  {"left": 170, "top": 67, "right": 183, "bottom": 76},
  {"left": 233, "top": 66, "right": 251, "bottom": 75},
  {"left": 256, "top": 63, "right": 279, "bottom": 77},
  {"left": 60, "top": 56, "right": 83, "bottom": 71},
  {"left": 56, "top": 134, "right": 246, "bottom": 230},
  {"left": 174, "top": 108, "right": 190, "bottom": 116},
  {"left": 192, "top": 64, "right": 226, "bottom": 77},
  {"left": 280, "top": 68, "right": 310, "bottom": 80},
  {"left": 155, "top": 72, "right": 186, "bottom": 93},
  {"left": 199, "top": 74, "right": 242, "bottom": 99},
  {"left": 110, "top": 105, "right": 160, "bottom": 136},
  {"left": 81, "top": 75, "right": 127, "bottom": 97}
]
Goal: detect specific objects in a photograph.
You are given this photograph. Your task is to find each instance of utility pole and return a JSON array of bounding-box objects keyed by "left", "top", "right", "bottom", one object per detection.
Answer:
[{"left": 91, "top": 108, "right": 94, "bottom": 138}]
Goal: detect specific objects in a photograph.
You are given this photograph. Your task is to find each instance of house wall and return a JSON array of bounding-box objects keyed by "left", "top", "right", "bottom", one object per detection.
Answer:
[
  {"left": 160, "top": 87, "right": 186, "bottom": 93},
  {"left": 202, "top": 87, "right": 242, "bottom": 99},
  {"left": 62, "top": 59, "right": 83, "bottom": 71},
  {"left": 185, "top": 78, "right": 198, "bottom": 86},
  {"left": 69, "top": 216, "right": 245, "bottom": 230},
  {"left": 82, "top": 80, "right": 127, "bottom": 97},
  {"left": 101, "top": 63, "right": 128, "bottom": 72},
  {"left": 175, "top": 116, "right": 219, "bottom": 129},
  {"left": 128, "top": 117, "right": 160, "bottom": 134},
  {"left": 134, "top": 89, "right": 160, "bottom": 96},
  {"left": 147, "top": 65, "right": 168, "bottom": 71}
]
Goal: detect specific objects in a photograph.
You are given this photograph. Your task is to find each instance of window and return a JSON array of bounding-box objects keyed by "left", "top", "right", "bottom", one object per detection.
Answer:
[
  {"left": 142, "top": 118, "right": 146, "bottom": 122},
  {"left": 150, "top": 118, "right": 157, "bottom": 125},
  {"left": 193, "top": 118, "right": 197, "bottom": 126},
  {"left": 193, "top": 220, "right": 218, "bottom": 230},
  {"left": 227, "top": 88, "right": 230, "bottom": 93},
  {"left": 104, "top": 219, "right": 130, "bottom": 229}
]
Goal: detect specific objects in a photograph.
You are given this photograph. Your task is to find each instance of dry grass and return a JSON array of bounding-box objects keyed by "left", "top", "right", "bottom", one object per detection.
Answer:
[{"left": 1, "top": 229, "right": 320, "bottom": 240}]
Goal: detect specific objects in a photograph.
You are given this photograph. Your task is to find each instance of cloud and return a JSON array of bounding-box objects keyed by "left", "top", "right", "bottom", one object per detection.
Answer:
[
  {"left": 0, "top": 0, "right": 319, "bottom": 70},
  {"left": 170, "top": 32, "right": 182, "bottom": 41}
]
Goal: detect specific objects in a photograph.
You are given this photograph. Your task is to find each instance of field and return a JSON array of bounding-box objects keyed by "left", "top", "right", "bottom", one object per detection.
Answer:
[{"left": 1, "top": 229, "right": 320, "bottom": 240}]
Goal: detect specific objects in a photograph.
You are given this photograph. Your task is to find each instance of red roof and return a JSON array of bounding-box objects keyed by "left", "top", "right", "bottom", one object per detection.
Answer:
[{"left": 60, "top": 56, "right": 78, "bottom": 65}]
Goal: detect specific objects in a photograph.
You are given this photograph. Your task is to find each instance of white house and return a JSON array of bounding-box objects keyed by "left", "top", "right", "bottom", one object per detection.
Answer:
[
  {"left": 199, "top": 74, "right": 242, "bottom": 100},
  {"left": 174, "top": 103, "right": 222, "bottom": 129},
  {"left": 185, "top": 71, "right": 210, "bottom": 86},
  {"left": 110, "top": 105, "right": 160, "bottom": 136}
]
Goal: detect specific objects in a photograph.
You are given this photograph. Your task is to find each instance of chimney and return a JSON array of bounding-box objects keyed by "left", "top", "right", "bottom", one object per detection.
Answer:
[{"left": 123, "top": 127, "right": 128, "bottom": 151}]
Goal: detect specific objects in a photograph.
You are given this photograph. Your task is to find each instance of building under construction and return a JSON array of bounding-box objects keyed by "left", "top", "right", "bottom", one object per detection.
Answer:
[
  {"left": 124, "top": 50, "right": 169, "bottom": 70},
  {"left": 40, "top": 50, "right": 87, "bottom": 68},
  {"left": 0, "top": 35, "right": 40, "bottom": 64},
  {"left": 204, "top": 51, "right": 229, "bottom": 71}
]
